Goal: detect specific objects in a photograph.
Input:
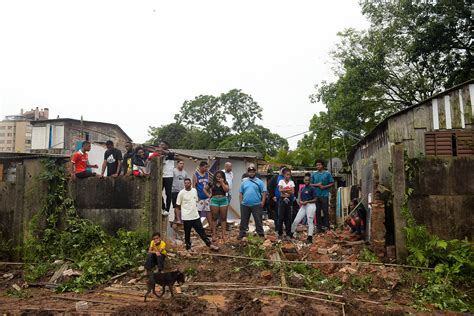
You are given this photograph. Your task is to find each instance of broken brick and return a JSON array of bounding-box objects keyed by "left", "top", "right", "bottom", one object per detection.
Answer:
[{"left": 260, "top": 271, "right": 273, "bottom": 280}]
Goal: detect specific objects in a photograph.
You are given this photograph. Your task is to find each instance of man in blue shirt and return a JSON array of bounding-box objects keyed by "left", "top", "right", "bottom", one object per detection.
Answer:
[
  {"left": 311, "top": 159, "right": 334, "bottom": 232},
  {"left": 238, "top": 164, "right": 267, "bottom": 240}
]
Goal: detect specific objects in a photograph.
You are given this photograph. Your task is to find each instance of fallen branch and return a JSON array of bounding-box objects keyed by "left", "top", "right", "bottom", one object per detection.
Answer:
[
  {"left": 110, "top": 271, "right": 128, "bottom": 281},
  {"left": 0, "top": 262, "right": 24, "bottom": 265},
  {"left": 190, "top": 252, "right": 433, "bottom": 270},
  {"left": 204, "top": 287, "right": 345, "bottom": 306}
]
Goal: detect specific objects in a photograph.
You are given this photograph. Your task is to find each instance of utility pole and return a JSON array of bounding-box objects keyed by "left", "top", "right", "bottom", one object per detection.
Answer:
[{"left": 328, "top": 108, "right": 333, "bottom": 174}]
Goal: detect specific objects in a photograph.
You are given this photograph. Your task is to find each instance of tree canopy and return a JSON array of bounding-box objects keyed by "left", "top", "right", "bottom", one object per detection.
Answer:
[
  {"left": 297, "top": 0, "right": 473, "bottom": 165},
  {"left": 149, "top": 89, "right": 288, "bottom": 155}
]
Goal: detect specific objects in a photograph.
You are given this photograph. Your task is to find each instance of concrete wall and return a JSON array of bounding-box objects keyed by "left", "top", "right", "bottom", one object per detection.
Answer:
[
  {"left": 71, "top": 176, "right": 150, "bottom": 235},
  {"left": 0, "top": 156, "right": 165, "bottom": 251},
  {"left": 409, "top": 157, "right": 474, "bottom": 241}
]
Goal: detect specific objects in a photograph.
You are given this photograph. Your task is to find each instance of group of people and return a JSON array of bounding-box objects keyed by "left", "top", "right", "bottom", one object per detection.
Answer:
[{"left": 71, "top": 140, "right": 367, "bottom": 274}]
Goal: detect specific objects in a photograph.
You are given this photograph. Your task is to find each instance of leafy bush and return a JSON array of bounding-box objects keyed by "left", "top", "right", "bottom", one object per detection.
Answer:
[
  {"left": 24, "top": 159, "right": 149, "bottom": 292},
  {"left": 402, "top": 157, "right": 474, "bottom": 311}
]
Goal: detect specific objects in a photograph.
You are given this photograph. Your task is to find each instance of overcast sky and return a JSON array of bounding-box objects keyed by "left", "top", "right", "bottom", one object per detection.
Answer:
[{"left": 0, "top": 0, "right": 368, "bottom": 149}]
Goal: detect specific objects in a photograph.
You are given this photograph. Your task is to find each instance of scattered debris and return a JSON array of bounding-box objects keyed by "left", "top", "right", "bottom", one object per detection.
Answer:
[
  {"left": 260, "top": 270, "right": 273, "bottom": 280},
  {"left": 49, "top": 263, "right": 68, "bottom": 284},
  {"left": 62, "top": 269, "right": 82, "bottom": 277},
  {"left": 317, "top": 248, "right": 328, "bottom": 255},
  {"left": 75, "top": 301, "right": 89, "bottom": 312},
  {"left": 2, "top": 273, "right": 14, "bottom": 281},
  {"left": 12, "top": 283, "right": 21, "bottom": 292},
  {"left": 262, "top": 239, "right": 272, "bottom": 249}
]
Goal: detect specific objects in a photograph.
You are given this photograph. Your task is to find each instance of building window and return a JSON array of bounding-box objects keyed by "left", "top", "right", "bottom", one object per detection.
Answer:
[
  {"left": 6, "top": 147, "right": 11, "bottom": 151},
  {"left": 0, "top": 126, "right": 5, "bottom": 130},
  {"left": 7, "top": 133, "right": 12, "bottom": 137},
  {"left": 7, "top": 126, "right": 13, "bottom": 130},
  {"left": 6, "top": 140, "right": 12, "bottom": 144},
  {"left": 25, "top": 139, "right": 31, "bottom": 144},
  {"left": 0, "top": 140, "right": 3, "bottom": 144},
  {"left": 0, "top": 133, "right": 4, "bottom": 137},
  {"left": 425, "top": 131, "right": 474, "bottom": 157}
]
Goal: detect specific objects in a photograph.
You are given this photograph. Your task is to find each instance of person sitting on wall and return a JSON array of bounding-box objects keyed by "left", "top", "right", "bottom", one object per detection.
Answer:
[
  {"left": 132, "top": 147, "right": 149, "bottom": 177},
  {"left": 122, "top": 141, "right": 135, "bottom": 176},
  {"left": 345, "top": 198, "right": 367, "bottom": 239},
  {"left": 71, "top": 141, "right": 99, "bottom": 179}
]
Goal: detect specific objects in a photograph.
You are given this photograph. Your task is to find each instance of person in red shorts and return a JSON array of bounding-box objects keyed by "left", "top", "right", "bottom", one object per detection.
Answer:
[
  {"left": 71, "top": 141, "right": 99, "bottom": 179},
  {"left": 345, "top": 199, "right": 367, "bottom": 238}
]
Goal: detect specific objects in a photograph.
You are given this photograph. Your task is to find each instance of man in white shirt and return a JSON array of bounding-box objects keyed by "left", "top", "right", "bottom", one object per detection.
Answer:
[
  {"left": 176, "top": 178, "right": 219, "bottom": 252},
  {"left": 222, "top": 162, "right": 233, "bottom": 202}
]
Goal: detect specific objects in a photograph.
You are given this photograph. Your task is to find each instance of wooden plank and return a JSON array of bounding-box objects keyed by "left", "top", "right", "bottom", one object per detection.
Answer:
[
  {"left": 0, "top": 163, "right": 3, "bottom": 182},
  {"left": 438, "top": 97, "right": 446, "bottom": 129},
  {"left": 414, "top": 105, "right": 428, "bottom": 129},
  {"left": 414, "top": 129, "right": 425, "bottom": 155},
  {"left": 432, "top": 99, "right": 440, "bottom": 129},
  {"left": 49, "top": 263, "right": 68, "bottom": 284},
  {"left": 463, "top": 85, "right": 473, "bottom": 125},
  {"left": 391, "top": 144, "right": 407, "bottom": 261},
  {"left": 444, "top": 95, "right": 452, "bottom": 129},
  {"left": 450, "top": 90, "right": 462, "bottom": 129}
]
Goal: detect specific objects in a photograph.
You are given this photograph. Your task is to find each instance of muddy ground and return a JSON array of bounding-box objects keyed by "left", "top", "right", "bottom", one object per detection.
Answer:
[{"left": 0, "top": 222, "right": 469, "bottom": 315}]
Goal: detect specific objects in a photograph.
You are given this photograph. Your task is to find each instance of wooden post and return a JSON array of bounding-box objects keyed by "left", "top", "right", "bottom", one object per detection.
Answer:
[
  {"left": 149, "top": 157, "right": 164, "bottom": 236},
  {"left": 391, "top": 144, "right": 408, "bottom": 262},
  {"left": 12, "top": 164, "right": 25, "bottom": 260}
]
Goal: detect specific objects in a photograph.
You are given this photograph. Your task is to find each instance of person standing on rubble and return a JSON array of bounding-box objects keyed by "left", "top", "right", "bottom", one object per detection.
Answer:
[
  {"left": 291, "top": 173, "right": 317, "bottom": 243},
  {"left": 176, "top": 178, "right": 219, "bottom": 253},
  {"left": 277, "top": 168, "right": 295, "bottom": 240},
  {"left": 311, "top": 159, "right": 334, "bottom": 233},
  {"left": 238, "top": 164, "right": 267, "bottom": 240}
]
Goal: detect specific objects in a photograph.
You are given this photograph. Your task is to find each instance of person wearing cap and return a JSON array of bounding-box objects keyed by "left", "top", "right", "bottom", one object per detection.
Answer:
[
  {"left": 238, "top": 164, "right": 267, "bottom": 240},
  {"left": 101, "top": 140, "right": 123, "bottom": 177}
]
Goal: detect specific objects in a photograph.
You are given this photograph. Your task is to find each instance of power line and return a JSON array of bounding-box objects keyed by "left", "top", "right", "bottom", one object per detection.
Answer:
[{"left": 284, "top": 130, "right": 312, "bottom": 139}]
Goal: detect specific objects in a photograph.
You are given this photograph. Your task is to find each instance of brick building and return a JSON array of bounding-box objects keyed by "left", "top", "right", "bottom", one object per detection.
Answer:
[{"left": 30, "top": 118, "right": 132, "bottom": 154}]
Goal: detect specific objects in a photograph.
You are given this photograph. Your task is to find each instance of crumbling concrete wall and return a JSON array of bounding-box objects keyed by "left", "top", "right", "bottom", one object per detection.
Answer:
[
  {"left": 409, "top": 157, "right": 474, "bottom": 241},
  {"left": 0, "top": 157, "right": 164, "bottom": 251},
  {"left": 70, "top": 177, "right": 150, "bottom": 235}
]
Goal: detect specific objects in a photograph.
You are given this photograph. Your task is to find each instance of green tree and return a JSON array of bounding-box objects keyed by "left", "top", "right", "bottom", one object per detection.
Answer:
[
  {"left": 148, "top": 123, "right": 217, "bottom": 149},
  {"left": 302, "top": 0, "right": 472, "bottom": 165},
  {"left": 148, "top": 123, "right": 188, "bottom": 147},
  {"left": 174, "top": 95, "right": 230, "bottom": 141},
  {"left": 220, "top": 89, "right": 263, "bottom": 134},
  {"left": 170, "top": 89, "right": 286, "bottom": 155},
  {"left": 218, "top": 125, "right": 288, "bottom": 156}
]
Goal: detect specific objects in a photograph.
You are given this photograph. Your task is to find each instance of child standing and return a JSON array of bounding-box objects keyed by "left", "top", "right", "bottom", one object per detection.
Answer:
[{"left": 144, "top": 232, "right": 167, "bottom": 274}]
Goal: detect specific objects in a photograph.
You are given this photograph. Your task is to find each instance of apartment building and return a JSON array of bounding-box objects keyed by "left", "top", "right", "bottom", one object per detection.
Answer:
[{"left": 0, "top": 108, "right": 49, "bottom": 153}]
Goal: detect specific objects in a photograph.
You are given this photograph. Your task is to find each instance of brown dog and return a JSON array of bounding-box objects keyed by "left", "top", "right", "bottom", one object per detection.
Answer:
[{"left": 144, "top": 270, "right": 185, "bottom": 302}]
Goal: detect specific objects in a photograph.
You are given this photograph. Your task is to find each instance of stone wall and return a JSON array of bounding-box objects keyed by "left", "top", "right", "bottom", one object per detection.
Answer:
[{"left": 409, "top": 157, "right": 474, "bottom": 241}]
